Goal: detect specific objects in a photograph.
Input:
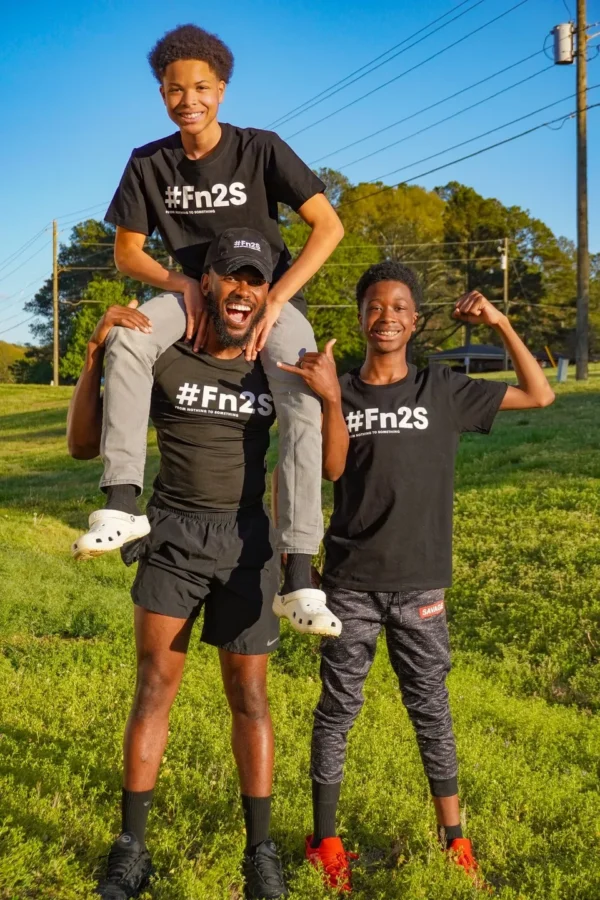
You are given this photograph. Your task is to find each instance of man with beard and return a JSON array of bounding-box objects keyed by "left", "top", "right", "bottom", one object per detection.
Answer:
[
  {"left": 71, "top": 24, "right": 345, "bottom": 637},
  {"left": 67, "top": 229, "right": 319, "bottom": 899}
]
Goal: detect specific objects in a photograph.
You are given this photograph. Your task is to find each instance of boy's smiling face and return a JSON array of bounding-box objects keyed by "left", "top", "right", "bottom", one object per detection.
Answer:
[
  {"left": 359, "top": 281, "right": 418, "bottom": 354},
  {"left": 160, "top": 59, "right": 225, "bottom": 136}
]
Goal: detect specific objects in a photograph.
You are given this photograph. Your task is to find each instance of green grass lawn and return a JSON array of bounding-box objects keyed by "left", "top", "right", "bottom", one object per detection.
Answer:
[{"left": 1, "top": 369, "right": 600, "bottom": 899}]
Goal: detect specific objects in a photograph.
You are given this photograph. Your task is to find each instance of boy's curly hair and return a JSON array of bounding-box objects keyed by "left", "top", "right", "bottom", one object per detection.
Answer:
[
  {"left": 148, "top": 24, "right": 234, "bottom": 83},
  {"left": 356, "top": 260, "right": 422, "bottom": 310}
]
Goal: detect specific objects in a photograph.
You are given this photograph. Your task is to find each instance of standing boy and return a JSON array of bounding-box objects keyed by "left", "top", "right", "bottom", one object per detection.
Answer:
[
  {"left": 283, "top": 261, "right": 555, "bottom": 891},
  {"left": 73, "top": 24, "right": 344, "bottom": 635}
]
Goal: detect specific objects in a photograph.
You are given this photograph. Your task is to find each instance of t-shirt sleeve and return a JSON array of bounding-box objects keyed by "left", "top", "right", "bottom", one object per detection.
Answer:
[
  {"left": 105, "top": 153, "right": 158, "bottom": 236},
  {"left": 264, "top": 132, "right": 326, "bottom": 211},
  {"left": 444, "top": 368, "right": 508, "bottom": 434}
]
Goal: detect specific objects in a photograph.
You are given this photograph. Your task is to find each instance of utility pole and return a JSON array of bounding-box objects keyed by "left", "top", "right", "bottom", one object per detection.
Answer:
[
  {"left": 501, "top": 237, "right": 509, "bottom": 371},
  {"left": 52, "top": 219, "right": 59, "bottom": 386},
  {"left": 552, "top": 9, "right": 590, "bottom": 379},
  {"left": 575, "top": 0, "right": 589, "bottom": 380}
]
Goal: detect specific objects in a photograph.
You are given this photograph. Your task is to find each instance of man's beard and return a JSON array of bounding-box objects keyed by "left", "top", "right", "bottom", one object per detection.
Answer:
[{"left": 205, "top": 291, "right": 266, "bottom": 349}]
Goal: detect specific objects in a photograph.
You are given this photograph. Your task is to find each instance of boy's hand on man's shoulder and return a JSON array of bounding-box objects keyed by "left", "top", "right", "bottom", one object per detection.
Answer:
[
  {"left": 452, "top": 291, "right": 505, "bottom": 328},
  {"left": 89, "top": 300, "right": 152, "bottom": 350},
  {"left": 180, "top": 277, "right": 209, "bottom": 353},
  {"left": 245, "top": 298, "right": 284, "bottom": 361}
]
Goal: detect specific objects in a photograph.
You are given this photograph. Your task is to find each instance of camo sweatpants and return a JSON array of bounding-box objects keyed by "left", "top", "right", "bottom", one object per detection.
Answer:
[{"left": 311, "top": 586, "right": 458, "bottom": 796}]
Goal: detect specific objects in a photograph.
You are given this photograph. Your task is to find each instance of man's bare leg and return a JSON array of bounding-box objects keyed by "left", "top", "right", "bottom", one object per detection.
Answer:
[
  {"left": 219, "top": 650, "right": 274, "bottom": 849},
  {"left": 123, "top": 608, "right": 192, "bottom": 790}
]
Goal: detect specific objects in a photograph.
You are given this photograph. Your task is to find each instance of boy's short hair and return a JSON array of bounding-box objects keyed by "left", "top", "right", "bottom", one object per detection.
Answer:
[
  {"left": 356, "top": 260, "right": 422, "bottom": 311},
  {"left": 148, "top": 24, "right": 234, "bottom": 83}
]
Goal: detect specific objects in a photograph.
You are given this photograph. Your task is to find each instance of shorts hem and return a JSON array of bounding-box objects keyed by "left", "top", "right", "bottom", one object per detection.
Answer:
[
  {"left": 132, "top": 596, "right": 199, "bottom": 621},
  {"left": 202, "top": 636, "right": 279, "bottom": 656}
]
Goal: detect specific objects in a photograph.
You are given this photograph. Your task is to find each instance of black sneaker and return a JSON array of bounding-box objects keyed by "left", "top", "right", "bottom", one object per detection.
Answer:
[
  {"left": 95, "top": 832, "right": 153, "bottom": 899},
  {"left": 242, "top": 839, "right": 288, "bottom": 899}
]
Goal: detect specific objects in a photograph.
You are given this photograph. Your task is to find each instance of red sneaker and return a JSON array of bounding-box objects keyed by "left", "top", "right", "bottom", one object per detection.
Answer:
[
  {"left": 447, "top": 839, "right": 491, "bottom": 891},
  {"left": 305, "top": 835, "right": 358, "bottom": 893},
  {"left": 447, "top": 837, "right": 478, "bottom": 875}
]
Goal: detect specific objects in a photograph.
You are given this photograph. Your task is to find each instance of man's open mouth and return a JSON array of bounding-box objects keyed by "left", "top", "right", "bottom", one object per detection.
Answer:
[{"left": 224, "top": 301, "right": 253, "bottom": 326}]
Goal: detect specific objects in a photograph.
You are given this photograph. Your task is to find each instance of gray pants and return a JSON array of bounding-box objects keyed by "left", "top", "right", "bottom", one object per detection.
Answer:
[
  {"left": 100, "top": 292, "right": 323, "bottom": 554},
  {"left": 311, "top": 586, "right": 458, "bottom": 792}
]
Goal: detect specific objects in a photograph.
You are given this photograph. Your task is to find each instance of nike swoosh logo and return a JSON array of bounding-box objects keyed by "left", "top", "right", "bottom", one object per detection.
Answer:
[{"left": 267, "top": 637, "right": 279, "bottom": 646}]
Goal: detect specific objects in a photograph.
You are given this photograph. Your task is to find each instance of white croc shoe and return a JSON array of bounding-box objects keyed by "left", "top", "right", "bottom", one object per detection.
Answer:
[
  {"left": 273, "top": 589, "right": 342, "bottom": 637},
  {"left": 72, "top": 509, "right": 151, "bottom": 561}
]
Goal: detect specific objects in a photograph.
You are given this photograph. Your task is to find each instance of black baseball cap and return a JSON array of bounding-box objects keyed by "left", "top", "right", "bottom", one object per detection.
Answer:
[{"left": 204, "top": 228, "right": 274, "bottom": 283}]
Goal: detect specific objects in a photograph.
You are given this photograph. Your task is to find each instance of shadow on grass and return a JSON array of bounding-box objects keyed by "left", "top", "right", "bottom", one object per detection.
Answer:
[
  {"left": 1, "top": 427, "right": 69, "bottom": 443},
  {"left": 0, "top": 449, "right": 161, "bottom": 529},
  {"left": 0, "top": 406, "right": 69, "bottom": 433}
]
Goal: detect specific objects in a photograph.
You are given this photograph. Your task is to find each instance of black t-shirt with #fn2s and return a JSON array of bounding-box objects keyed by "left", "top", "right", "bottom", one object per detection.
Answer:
[
  {"left": 150, "top": 342, "right": 275, "bottom": 512},
  {"left": 105, "top": 124, "right": 325, "bottom": 313},
  {"left": 323, "top": 364, "right": 508, "bottom": 592}
]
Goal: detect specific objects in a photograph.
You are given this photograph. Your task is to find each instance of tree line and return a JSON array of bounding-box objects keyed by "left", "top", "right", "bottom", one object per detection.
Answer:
[{"left": 9, "top": 171, "right": 600, "bottom": 382}]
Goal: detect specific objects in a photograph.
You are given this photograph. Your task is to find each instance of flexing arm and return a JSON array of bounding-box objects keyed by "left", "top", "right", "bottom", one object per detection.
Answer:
[
  {"left": 66, "top": 302, "right": 151, "bottom": 459},
  {"left": 247, "top": 194, "right": 344, "bottom": 359},
  {"left": 114, "top": 227, "right": 208, "bottom": 348},
  {"left": 277, "top": 339, "right": 349, "bottom": 481},
  {"left": 453, "top": 292, "right": 555, "bottom": 410}
]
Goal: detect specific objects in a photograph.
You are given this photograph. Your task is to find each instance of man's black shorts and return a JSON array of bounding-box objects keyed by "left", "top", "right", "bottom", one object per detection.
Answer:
[{"left": 128, "top": 501, "right": 280, "bottom": 655}]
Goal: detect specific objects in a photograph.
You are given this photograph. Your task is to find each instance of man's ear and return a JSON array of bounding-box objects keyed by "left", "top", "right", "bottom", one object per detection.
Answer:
[
  {"left": 159, "top": 85, "right": 166, "bottom": 105},
  {"left": 218, "top": 81, "right": 226, "bottom": 104},
  {"left": 201, "top": 272, "right": 210, "bottom": 295},
  {"left": 412, "top": 312, "right": 419, "bottom": 334}
]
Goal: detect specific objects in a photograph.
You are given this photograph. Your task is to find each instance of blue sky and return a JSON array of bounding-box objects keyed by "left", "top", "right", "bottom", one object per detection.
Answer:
[{"left": 1, "top": 0, "right": 598, "bottom": 345}]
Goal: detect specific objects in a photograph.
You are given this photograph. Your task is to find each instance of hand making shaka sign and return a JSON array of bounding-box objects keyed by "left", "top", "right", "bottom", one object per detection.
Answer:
[{"left": 277, "top": 338, "right": 341, "bottom": 404}]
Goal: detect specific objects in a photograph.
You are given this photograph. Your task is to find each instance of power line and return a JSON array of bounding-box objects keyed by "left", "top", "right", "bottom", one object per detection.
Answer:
[
  {"left": 0, "top": 314, "right": 37, "bottom": 338},
  {"left": 310, "top": 49, "right": 545, "bottom": 165},
  {"left": 0, "top": 309, "right": 32, "bottom": 328},
  {"left": 284, "top": 0, "right": 532, "bottom": 140},
  {"left": 561, "top": 0, "right": 574, "bottom": 19},
  {"left": 337, "top": 65, "right": 553, "bottom": 171},
  {"left": 371, "top": 85, "right": 600, "bottom": 183},
  {"left": 0, "top": 272, "right": 51, "bottom": 305},
  {"left": 0, "top": 226, "right": 49, "bottom": 276},
  {"left": 292, "top": 238, "right": 503, "bottom": 249},
  {"left": 268, "top": 0, "right": 489, "bottom": 129},
  {"left": 306, "top": 298, "right": 573, "bottom": 310},
  {"left": 56, "top": 201, "right": 109, "bottom": 222},
  {"left": 0, "top": 244, "right": 50, "bottom": 285},
  {"left": 0, "top": 203, "right": 108, "bottom": 286},
  {"left": 338, "top": 102, "right": 600, "bottom": 208},
  {"left": 321, "top": 257, "right": 499, "bottom": 266}
]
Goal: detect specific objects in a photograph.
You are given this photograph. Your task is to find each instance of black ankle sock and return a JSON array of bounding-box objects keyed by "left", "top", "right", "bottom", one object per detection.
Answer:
[
  {"left": 241, "top": 795, "right": 272, "bottom": 852},
  {"left": 437, "top": 822, "right": 463, "bottom": 849},
  {"left": 121, "top": 788, "right": 154, "bottom": 847},
  {"left": 311, "top": 780, "right": 341, "bottom": 847},
  {"left": 281, "top": 553, "right": 312, "bottom": 594},
  {"left": 105, "top": 484, "right": 141, "bottom": 517}
]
